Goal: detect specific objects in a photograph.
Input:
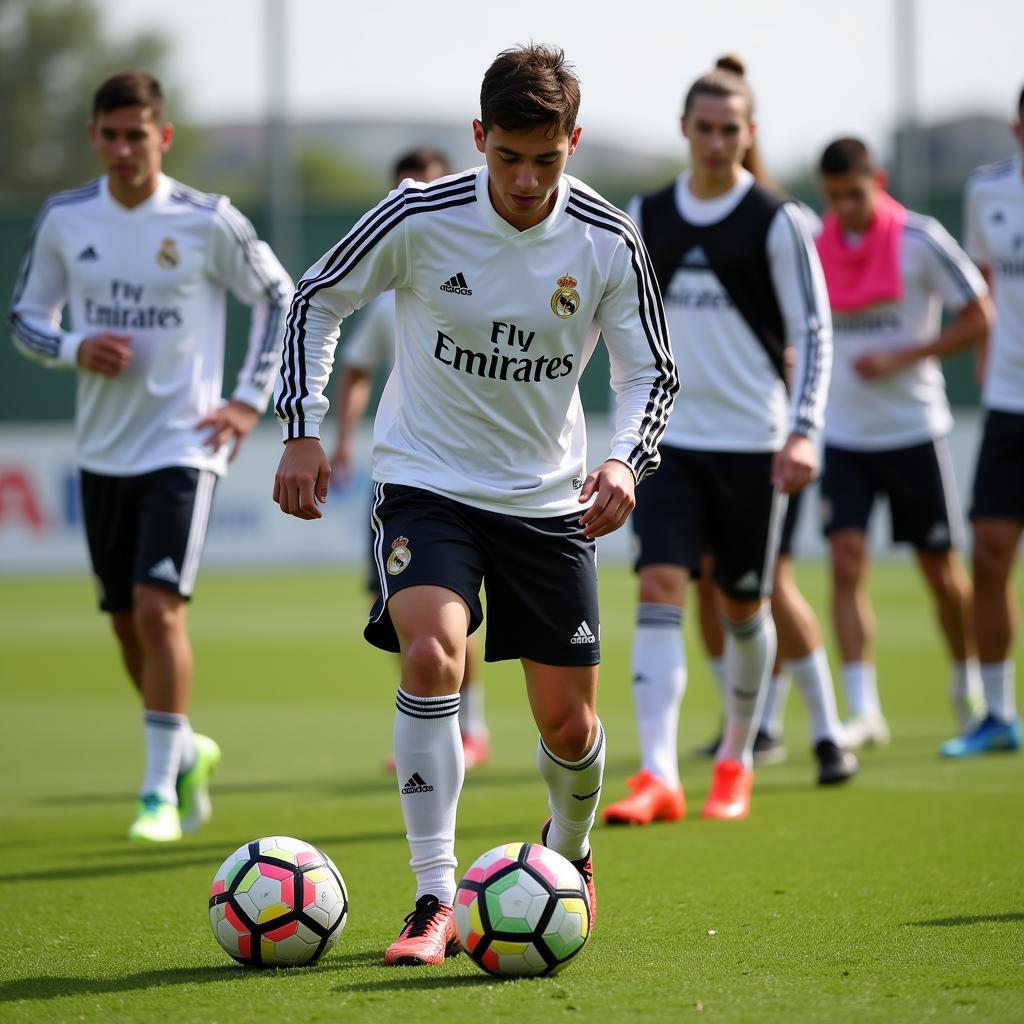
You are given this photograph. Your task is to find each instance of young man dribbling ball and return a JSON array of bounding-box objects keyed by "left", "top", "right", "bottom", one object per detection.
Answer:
[{"left": 273, "top": 44, "right": 677, "bottom": 966}]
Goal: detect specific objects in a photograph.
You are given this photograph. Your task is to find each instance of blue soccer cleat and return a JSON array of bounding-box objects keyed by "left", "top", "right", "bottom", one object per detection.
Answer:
[{"left": 939, "top": 714, "right": 1021, "bottom": 758}]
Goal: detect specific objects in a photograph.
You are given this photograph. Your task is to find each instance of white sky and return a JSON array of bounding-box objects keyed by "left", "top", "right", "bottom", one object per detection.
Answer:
[{"left": 96, "top": 0, "right": 1021, "bottom": 174}]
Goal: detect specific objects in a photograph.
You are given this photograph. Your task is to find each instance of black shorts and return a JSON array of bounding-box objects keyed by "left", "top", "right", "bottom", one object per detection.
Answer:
[
  {"left": 778, "top": 489, "right": 803, "bottom": 557},
  {"left": 821, "top": 439, "right": 962, "bottom": 550},
  {"left": 631, "top": 446, "right": 787, "bottom": 600},
  {"left": 366, "top": 483, "right": 600, "bottom": 666},
  {"left": 970, "top": 410, "right": 1024, "bottom": 522},
  {"left": 80, "top": 467, "right": 217, "bottom": 613}
]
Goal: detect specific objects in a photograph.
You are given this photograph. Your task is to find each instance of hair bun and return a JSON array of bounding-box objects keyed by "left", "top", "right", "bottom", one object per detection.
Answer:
[{"left": 715, "top": 54, "right": 746, "bottom": 77}]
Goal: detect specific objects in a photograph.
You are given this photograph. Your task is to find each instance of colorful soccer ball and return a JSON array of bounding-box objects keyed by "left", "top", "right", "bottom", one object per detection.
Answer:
[
  {"left": 455, "top": 842, "right": 591, "bottom": 977},
  {"left": 209, "top": 836, "right": 348, "bottom": 967}
]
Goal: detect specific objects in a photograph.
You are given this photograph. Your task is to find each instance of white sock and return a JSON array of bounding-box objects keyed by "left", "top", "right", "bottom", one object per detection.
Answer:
[
  {"left": 538, "top": 721, "right": 605, "bottom": 863},
  {"left": 950, "top": 659, "right": 983, "bottom": 724},
  {"left": 980, "top": 661, "right": 1017, "bottom": 722},
  {"left": 843, "top": 662, "right": 881, "bottom": 717},
  {"left": 759, "top": 673, "right": 790, "bottom": 739},
  {"left": 718, "top": 607, "right": 777, "bottom": 769},
  {"left": 631, "top": 604, "right": 685, "bottom": 787},
  {"left": 789, "top": 648, "right": 845, "bottom": 744},
  {"left": 458, "top": 681, "right": 488, "bottom": 738},
  {"left": 393, "top": 689, "right": 464, "bottom": 906},
  {"left": 709, "top": 656, "right": 727, "bottom": 709},
  {"left": 142, "top": 710, "right": 186, "bottom": 804}
]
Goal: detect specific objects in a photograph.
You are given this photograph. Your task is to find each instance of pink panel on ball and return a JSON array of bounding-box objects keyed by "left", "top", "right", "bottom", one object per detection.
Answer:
[
  {"left": 463, "top": 866, "right": 485, "bottom": 883},
  {"left": 296, "top": 850, "right": 318, "bottom": 866},
  {"left": 258, "top": 862, "right": 293, "bottom": 882},
  {"left": 481, "top": 947, "right": 500, "bottom": 973},
  {"left": 303, "top": 878, "right": 316, "bottom": 908},
  {"left": 238, "top": 933, "right": 252, "bottom": 960},
  {"left": 210, "top": 880, "right": 225, "bottom": 897},
  {"left": 225, "top": 903, "right": 248, "bottom": 933},
  {"left": 525, "top": 847, "right": 560, "bottom": 888},
  {"left": 482, "top": 857, "right": 515, "bottom": 881},
  {"left": 456, "top": 888, "right": 476, "bottom": 907},
  {"left": 263, "top": 920, "right": 299, "bottom": 941}
]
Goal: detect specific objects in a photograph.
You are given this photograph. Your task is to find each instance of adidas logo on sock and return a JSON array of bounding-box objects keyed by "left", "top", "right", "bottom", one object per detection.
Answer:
[
  {"left": 570, "top": 620, "right": 597, "bottom": 645},
  {"left": 401, "top": 772, "right": 434, "bottom": 795},
  {"left": 148, "top": 557, "right": 180, "bottom": 584},
  {"left": 439, "top": 272, "right": 472, "bottom": 295},
  {"left": 77, "top": 244, "right": 99, "bottom": 261}
]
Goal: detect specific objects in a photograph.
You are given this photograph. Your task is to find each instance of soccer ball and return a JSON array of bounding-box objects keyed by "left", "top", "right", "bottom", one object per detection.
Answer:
[
  {"left": 209, "top": 836, "right": 348, "bottom": 967},
  {"left": 455, "top": 842, "right": 591, "bottom": 977}
]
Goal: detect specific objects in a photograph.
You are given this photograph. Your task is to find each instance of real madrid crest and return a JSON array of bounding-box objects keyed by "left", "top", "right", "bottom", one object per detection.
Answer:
[
  {"left": 387, "top": 535, "right": 412, "bottom": 576},
  {"left": 551, "top": 274, "right": 580, "bottom": 319},
  {"left": 156, "top": 237, "right": 180, "bottom": 269}
]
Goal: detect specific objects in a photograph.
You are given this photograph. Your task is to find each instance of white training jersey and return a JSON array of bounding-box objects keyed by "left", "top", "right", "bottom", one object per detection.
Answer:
[
  {"left": 964, "top": 156, "right": 1024, "bottom": 414},
  {"left": 629, "top": 170, "right": 832, "bottom": 452},
  {"left": 276, "top": 166, "right": 677, "bottom": 517},
  {"left": 824, "top": 213, "right": 987, "bottom": 450},
  {"left": 340, "top": 291, "right": 395, "bottom": 372},
  {"left": 10, "top": 174, "right": 293, "bottom": 476}
]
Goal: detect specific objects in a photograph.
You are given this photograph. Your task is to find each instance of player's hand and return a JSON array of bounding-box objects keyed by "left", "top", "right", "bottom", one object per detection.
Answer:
[
  {"left": 579, "top": 459, "right": 636, "bottom": 539},
  {"left": 853, "top": 349, "right": 907, "bottom": 380},
  {"left": 77, "top": 333, "right": 133, "bottom": 377},
  {"left": 274, "top": 437, "right": 331, "bottom": 520},
  {"left": 772, "top": 433, "right": 817, "bottom": 495},
  {"left": 328, "top": 437, "right": 354, "bottom": 491},
  {"left": 197, "top": 400, "right": 261, "bottom": 462}
]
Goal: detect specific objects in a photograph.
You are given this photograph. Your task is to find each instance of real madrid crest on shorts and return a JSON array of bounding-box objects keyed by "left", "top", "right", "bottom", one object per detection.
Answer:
[
  {"left": 387, "top": 535, "right": 412, "bottom": 575},
  {"left": 551, "top": 274, "right": 580, "bottom": 319},
  {"left": 156, "top": 237, "right": 180, "bottom": 269}
]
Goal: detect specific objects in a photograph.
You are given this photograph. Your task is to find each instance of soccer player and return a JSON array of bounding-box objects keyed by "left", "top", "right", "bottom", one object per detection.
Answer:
[
  {"left": 602, "top": 55, "right": 834, "bottom": 825},
  {"left": 273, "top": 45, "right": 676, "bottom": 966},
  {"left": 816, "top": 137, "right": 991, "bottom": 748},
  {"left": 943, "top": 89, "right": 1024, "bottom": 756},
  {"left": 9, "top": 71, "right": 293, "bottom": 842},
  {"left": 330, "top": 147, "right": 491, "bottom": 769}
]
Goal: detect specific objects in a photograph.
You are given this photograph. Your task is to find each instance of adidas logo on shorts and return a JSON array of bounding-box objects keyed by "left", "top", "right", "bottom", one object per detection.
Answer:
[
  {"left": 401, "top": 772, "right": 434, "bottom": 795},
  {"left": 148, "top": 557, "right": 180, "bottom": 584},
  {"left": 439, "top": 272, "right": 472, "bottom": 295},
  {"left": 570, "top": 620, "right": 597, "bottom": 645}
]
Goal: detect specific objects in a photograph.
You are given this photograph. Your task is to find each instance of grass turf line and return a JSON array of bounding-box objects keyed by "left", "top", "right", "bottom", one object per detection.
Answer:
[{"left": 1, "top": 563, "right": 1022, "bottom": 1023}]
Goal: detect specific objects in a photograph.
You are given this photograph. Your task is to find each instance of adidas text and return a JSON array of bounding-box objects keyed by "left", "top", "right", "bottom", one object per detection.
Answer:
[
  {"left": 440, "top": 272, "right": 472, "bottom": 295},
  {"left": 571, "top": 620, "right": 597, "bottom": 645},
  {"left": 401, "top": 772, "right": 434, "bottom": 795}
]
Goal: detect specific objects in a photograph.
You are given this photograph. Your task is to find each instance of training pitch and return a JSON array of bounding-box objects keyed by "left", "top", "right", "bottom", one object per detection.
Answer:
[{"left": 2, "top": 562, "right": 1022, "bottom": 1022}]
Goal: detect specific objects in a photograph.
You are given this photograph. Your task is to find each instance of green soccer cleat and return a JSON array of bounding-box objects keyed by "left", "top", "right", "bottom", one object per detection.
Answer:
[
  {"left": 128, "top": 793, "right": 182, "bottom": 842},
  {"left": 176, "top": 734, "right": 221, "bottom": 834}
]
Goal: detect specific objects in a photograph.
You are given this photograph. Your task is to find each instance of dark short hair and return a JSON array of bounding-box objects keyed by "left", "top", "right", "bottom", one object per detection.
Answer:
[
  {"left": 479, "top": 44, "right": 580, "bottom": 138},
  {"left": 819, "top": 137, "right": 876, "bottom": 177},
  {"left": 92, "top": 70, "right": 164, "bottom": 121},
  {"left": 392, "top": 147, "right": 451, "bottom": 182}
]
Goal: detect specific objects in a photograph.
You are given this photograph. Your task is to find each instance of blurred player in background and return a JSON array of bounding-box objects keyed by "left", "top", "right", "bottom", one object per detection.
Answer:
[
  {"left": 603, "top": 55, "right": 838, "bottom": 827},
  {"left": 274, "top": 44, "right": 676, "bottom": 966},
  {"left": 330, "top": 147, "right": 491, "bottom": 769},
  {"left": 9, "top": 71, "right": 293, "bottom": 842},
  {"left": 943, "top": 87, "right": 1024, "bottom": 756},
  {"left": 816, "top": 137, "right": 991, "bottom": 748}
]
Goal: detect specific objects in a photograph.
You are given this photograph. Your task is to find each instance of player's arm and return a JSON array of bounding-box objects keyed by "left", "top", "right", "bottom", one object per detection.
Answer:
[
  {"left": 273, "top": 188, "right": 410, "bottom": 519},
  {"left": 768, "top": 204, "right": 833, "bottom": 494},
  {"left": 585, "top": 233, "right": 678, "bottom": 538},
  {"left": 853, "top": 220, "right": 992, "bottom": 380},
  {"left": 197, "top": 200, "right": 295, "bottom": 461},
  {"left": 962, "top": 178, "right": 994, "bottom": 387}
]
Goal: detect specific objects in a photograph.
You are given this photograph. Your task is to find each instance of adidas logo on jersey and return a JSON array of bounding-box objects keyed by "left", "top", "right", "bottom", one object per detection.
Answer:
[
  {"left": 733, "top": 570, "right": 761, "bottom": 592},
  {"left": 148, "top": 557, "right": 180, "bottom": 584},
  {"left": 439, "top": 272, "right": 472, "bottom": 295},
  {"left": 680, "top": 244, "right": 709, "bottom": 268},
  {"left": 401, "top": 772, "right": 434, "bottom": 795},
  {"left": 77, "top": 244, "right": 99, "bottom": 261},
  {"left": 570, "top": 620, "right": 597, "bottom": 645}
]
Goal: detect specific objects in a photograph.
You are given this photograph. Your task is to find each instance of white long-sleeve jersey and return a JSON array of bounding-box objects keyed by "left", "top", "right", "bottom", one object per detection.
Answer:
[
  {"left": 276, "top": 167, "right": 678, "bottom": 517},
  {"left": 10, "top": 174, "right": 294, "bottom": 476},
  {"left": 630, "top": 170, "right": 832, "bottom": 453}
]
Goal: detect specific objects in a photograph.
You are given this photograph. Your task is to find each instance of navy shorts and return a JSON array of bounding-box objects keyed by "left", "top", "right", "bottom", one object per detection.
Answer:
[
  {"left": 366, "top": 483, "right": 600, "bottom": 666},
  {"left": 631, "top": 446, "right": 787, "bottom": 600},
  {"left": 971, "top": 410, "right": 1024, "bottom": 522},
  {"left": 821, "top": 438, "right": 962, "bottom": 550},
  {"left": 80, "top": 466, "right": 217, "bottom": 613}
]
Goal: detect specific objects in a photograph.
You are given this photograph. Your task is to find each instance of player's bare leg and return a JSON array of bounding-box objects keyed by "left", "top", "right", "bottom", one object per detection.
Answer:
[
  {"left": 458, "top": 636, "right": 490, "bottom": 768},
  {"left": 384, "top": 585, "right": 467, "bottom": 966},
  {"left": 916, "top": 548, "right": 983, "bottom": 729},
  {"left": 942, "top": 519, "right": 1021, "bottom": 756},
  {"left": 524, "top": 659, "right": 601, "bottom": 926},
  {"left": 110, "top": 611, "right": 143, "bottom": 695},
  {"left": 829, "top": 529, "right": 887, "bottom": 747},
  {"left": 604, "top": 564, "right": 687, "bottom": 826}
]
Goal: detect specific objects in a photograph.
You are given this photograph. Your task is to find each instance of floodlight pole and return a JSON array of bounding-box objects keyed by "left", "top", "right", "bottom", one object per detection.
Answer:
[
  {"left": 265, "top": 0, "right": 299, "bottom": 274},
  {"left": 893, "top": 0, "right": 930, "bottom": 211}
]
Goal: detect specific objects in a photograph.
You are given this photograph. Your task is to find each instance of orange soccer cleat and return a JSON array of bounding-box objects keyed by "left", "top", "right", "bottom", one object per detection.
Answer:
[
  {"left": 603, "top": 770, "right": 686, "bottom": 826},
  {"left": 701, "top": 759, "right": 754, "bottom": 820},
  {"left": 541, "top": 819, "right": 596, "bottom": 934},
  {"left": 383, "top": 895, "right": 461, "bottom": 966},
  {"left": 461, "top": 731, "right": 492, "bottom": 769}
]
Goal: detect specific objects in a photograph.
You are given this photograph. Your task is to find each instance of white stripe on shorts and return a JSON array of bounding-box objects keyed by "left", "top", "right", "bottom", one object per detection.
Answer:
[
  {"left": 760, "top": 487, "right": 789, "bottom": 597},
  {"left": 933, "top": 436, "right": 965, "bottom": 550},
  {"left": 369, "top": 482, "right": 390, "bottom": 622},
  {"left": 179, "top": 469, "right": 216, "bottom": 597}
]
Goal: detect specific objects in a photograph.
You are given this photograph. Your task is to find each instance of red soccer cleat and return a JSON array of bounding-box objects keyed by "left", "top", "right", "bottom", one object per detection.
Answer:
[
  {"left": 701, "top": 759, "right": 754, "bottom": 820},
  {"left": 384, "top": 895, "right": 461, "bottom": 966},
  {"left": 541, "top": 819, "right": 597, "bottom": 934},
  {"left": 461, "top": 731, "right": 491, "bottom": 769},
  {"left": 603, "top": 770, "right": 686, "bottom": 826}
]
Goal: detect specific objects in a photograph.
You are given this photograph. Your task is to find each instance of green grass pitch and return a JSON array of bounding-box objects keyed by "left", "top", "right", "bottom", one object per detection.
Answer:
[{"left": 1, "top": 562, "right": 1022, "bottom": 1022}]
